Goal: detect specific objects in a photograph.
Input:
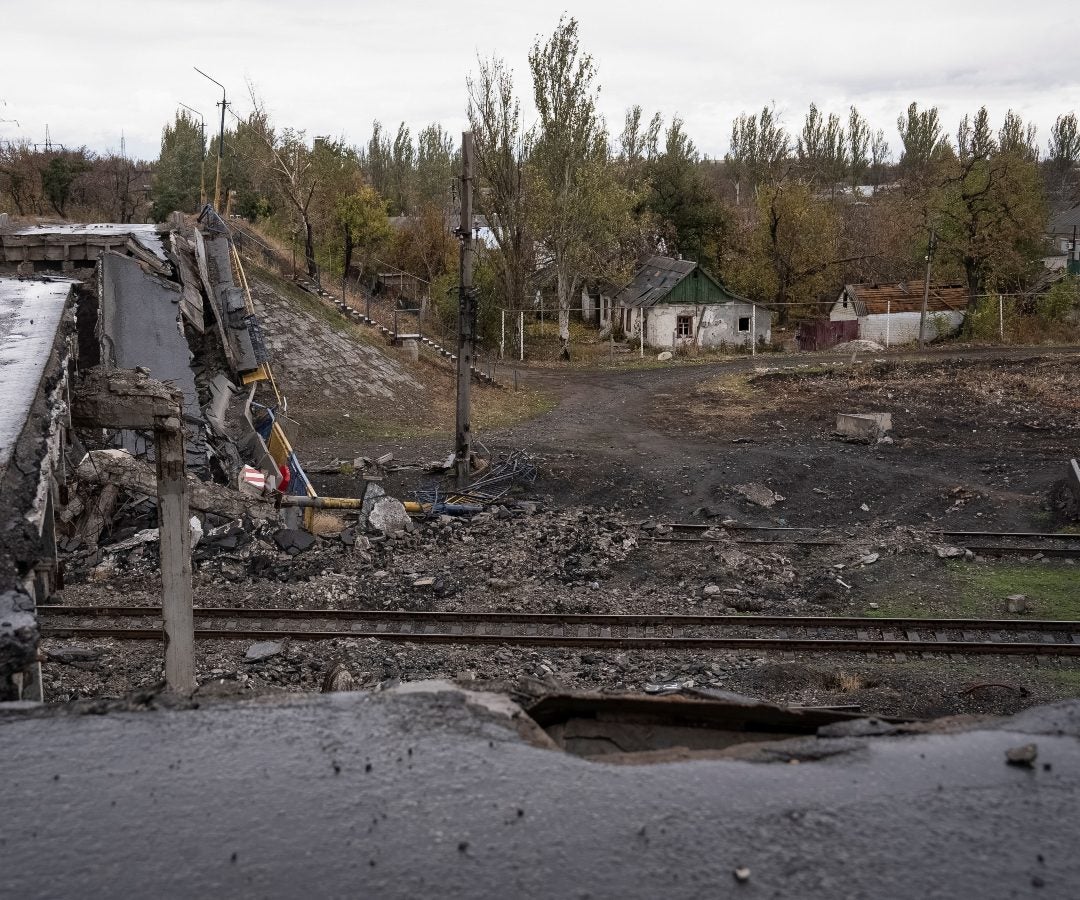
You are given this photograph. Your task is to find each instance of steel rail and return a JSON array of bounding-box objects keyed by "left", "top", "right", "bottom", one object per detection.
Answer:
[
  {"left": 35, "top": 605, "right": 1080, "bottom": 631},
  {"left": 36, "top": 624, "right": 1080, "bottom": 655}
]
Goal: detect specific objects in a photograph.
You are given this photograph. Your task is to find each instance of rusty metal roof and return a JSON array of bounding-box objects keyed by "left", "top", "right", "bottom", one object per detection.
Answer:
[{"left": 842, "top": 281, "right": 969, "bottom": 316}]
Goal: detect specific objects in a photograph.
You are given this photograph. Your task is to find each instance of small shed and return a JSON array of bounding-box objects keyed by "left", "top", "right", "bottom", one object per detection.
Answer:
[
  {"left": 612, "top": 256, "right": 771, "bottom": 349},
  {"left": 830, "top": 281, "right": 969, "bottom": 345}
]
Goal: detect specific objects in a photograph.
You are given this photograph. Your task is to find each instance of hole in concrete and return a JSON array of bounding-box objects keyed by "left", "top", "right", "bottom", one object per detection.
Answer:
[{"left": 526, "top": 693, "right": 863, "bottom": 763}]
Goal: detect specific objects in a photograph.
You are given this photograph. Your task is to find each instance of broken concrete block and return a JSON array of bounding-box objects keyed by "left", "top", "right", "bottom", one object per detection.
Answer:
[
  {"left": 0, "top": 590, "right": 39, "bottom": 694},
  {"left": 836, "top": 412, "right": 893, "bottom": 442},
  {"left": 657, "top": 351, "right": 673, "bottom": 362},
  {"left": 361, "top": 483, "right": 386, "bottom": 521},
  {"left": 368, "top": 496, "right": 411, "bottom": 534},
  {"left": 245, "top": 641, "right": 283, "bottom": 662},
  {"left": 1006, "top": 594, "right": 1028, "bottom": 614},
  {"left": 413, "top": 576, "right": 436, "bottom": 589}
]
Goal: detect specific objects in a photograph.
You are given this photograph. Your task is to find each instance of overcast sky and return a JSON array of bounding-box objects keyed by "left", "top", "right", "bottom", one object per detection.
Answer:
[{"left": 2, "top": 0, "right": 1077, "bottom": 162}]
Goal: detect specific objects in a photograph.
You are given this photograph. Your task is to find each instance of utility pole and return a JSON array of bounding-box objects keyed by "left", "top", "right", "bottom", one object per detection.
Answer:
[
  {"left": 194, "top": 67, "right": 226, "bottom": 211},
  {"left": 917, "top": 226, "right": 936, "bottom": 347},
  {"left": 178, "top": 103, "right": 206, "bottom": 206},
  {"left": 454, "top": 132, "right": 477, "bottom": 489}
]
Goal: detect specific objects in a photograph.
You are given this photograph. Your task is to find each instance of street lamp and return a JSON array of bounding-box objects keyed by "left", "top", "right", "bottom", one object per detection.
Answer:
[
  {"left": 193, "top": 66, "right": 227, "bottom": 211},
  {"left": 178, "top": 103, "right": 206, "bottom": 207}
]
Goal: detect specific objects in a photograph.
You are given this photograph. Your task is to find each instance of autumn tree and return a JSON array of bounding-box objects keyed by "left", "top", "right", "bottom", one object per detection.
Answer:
[
  {"left": 1046, "top": 113, "right": 1080, "bottom": 202},
  {"left": 527, "top": 16, "right": 635, "bottom": 358},
  {"left": 896, "top": 101, "right": 951, "bottom": 178},
  {"left": 725, "top": 104, "right": 789, "bottom": 205},
  {"left": 151, "top": 110, "right": 204, "bottom": 221},
  {"left": 415, "top": 124, "right": 456, "bottom": 211},
  {"left": 467, "top": 54, "right": 532, "bottom": 313},
  {"left": 333, "top": 181, "right": 391, "bottom": 277},
  {"left": 726, "top": 180, "right": 845, "bottom": 324},
  {"left": 641, "top": 117, "right": 726, "bottom": 269},
  {"left": 796, "top": 103, "right": 847, "bottom": 188},
  {"left": 934, "top": 107, "right": 1047, "bottom": 297}
]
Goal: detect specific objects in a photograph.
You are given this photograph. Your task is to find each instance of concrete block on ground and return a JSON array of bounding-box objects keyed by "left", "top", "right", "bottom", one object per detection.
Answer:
[{"left": 837, "top": 412, "right": 892, "bottom": 441}]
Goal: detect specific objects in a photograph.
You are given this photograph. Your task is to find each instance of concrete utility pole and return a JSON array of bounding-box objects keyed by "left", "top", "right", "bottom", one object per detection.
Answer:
[
  {"left": 454, "top": 131, "right": 476, "bottom": 489},
  {"left": 194, "top": 67, "right": 227, "bottom": 212},
  {"left": 917, "top": 227, "right": 936, "bottom": 347}
]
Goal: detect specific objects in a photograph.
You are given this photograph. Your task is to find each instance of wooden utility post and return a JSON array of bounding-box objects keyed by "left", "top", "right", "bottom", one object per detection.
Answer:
[
  {"left": 455, "top": 131, "right": 476, "bottom": 489},
  {"left": 917, "top": 227, "right": 936, "bottom": 347}
]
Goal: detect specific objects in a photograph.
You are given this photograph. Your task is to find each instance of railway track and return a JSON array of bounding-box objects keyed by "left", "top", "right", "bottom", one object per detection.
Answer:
[
  {"left": 644, "top": 523, "right": 1080, "bottom": 557},
  {"left": 37, "top": 606, "right": 1080, "bottom": 656}
]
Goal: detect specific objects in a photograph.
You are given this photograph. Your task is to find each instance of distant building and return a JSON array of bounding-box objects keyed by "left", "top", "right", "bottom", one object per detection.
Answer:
[
  {"left": 830, "top": 281, "right": 969, "bottom": 344},
  {"left": 1045, "top": 204, "right": 1080, "bottom": 273},
  {"left": 611, "top": 256, "right": 771, "bottom": 349}
]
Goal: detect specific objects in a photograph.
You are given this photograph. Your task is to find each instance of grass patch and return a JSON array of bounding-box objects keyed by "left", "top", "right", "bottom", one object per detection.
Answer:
[{"left": 950, "top": 563, "right": 1080, "bottom": 619}]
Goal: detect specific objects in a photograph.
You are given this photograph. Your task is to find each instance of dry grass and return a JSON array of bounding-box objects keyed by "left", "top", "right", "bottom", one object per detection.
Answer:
[{"left": 309, "top": 511, "right": 346, "bottom": 535}]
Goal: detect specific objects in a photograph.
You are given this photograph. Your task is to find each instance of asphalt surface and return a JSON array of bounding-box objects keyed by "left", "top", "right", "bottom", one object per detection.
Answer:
[{"left": 2, "top": 686, "right": 1078, "bottom": 898}]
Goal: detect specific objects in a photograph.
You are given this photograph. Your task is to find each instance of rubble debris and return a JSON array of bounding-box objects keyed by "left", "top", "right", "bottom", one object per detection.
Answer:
[
  {"left": 733, "top": 867, "right": 752, "bottom": 883},
  {"left": 832, "top": 339, "right": 884, "bottom": 353},
  {"left": 273, "top": 528, "right": 316, "bottom": 555},
  {"left": 74, "top": 450, "right": 278, "bottom": 525},
  {"left": 0, "top": 590, "right": 38, "bottom": 699},
  {"left": 368, "top": 496, "right": 412, "bottom": 534},
  {"left": 656, "top": 351, "right": 673, "bottom": 361},
  {"left": 835, "top": 412, "right": 892, "bottom": 443},
  {"left": 734, "top": 483, "right": 785, "bottom": 508},
  {"left": 245, "top": 641, "right": 284, "bottom": 662}
]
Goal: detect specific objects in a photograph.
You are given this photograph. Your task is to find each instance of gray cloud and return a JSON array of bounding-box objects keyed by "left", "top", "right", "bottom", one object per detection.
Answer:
[{"left": 0, "top": 0, "right": 1076, "bottom": 162}]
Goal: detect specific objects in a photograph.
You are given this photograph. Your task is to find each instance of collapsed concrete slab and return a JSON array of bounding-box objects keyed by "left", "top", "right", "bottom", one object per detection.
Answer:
[{"left": 98, "top": 251, "right": 207, "bottom": 469}]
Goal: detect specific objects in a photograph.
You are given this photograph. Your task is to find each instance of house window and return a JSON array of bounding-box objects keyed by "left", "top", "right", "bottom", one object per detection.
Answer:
[
  {"left": 676, "top": 314, "right": 693, "bottom": 338},
  {"left": 738, "top": 316, "right": 751, "bottom": 332}
]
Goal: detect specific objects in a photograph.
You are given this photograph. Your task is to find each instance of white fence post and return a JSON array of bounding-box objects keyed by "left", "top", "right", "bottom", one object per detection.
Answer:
[
  {"left": 500, "top": 309, "right": 505, "bottom": 359},
  {"left": 751, "top": 305, "right": 756, "bottom": 357},
  {"left": 886, "top": 299, "right": 891, "bottom": 347},
  {"left": 999, "top": 295, "right": 1004, "bottom": 341},
  {"left": 519, "top": 310, "right": 524, "bottom": 362}
]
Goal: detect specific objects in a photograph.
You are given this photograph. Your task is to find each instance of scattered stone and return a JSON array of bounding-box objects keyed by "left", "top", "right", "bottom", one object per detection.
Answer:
[
  {"left": 340, "top": 527, "right": 357, "bottom": 547},
  {"left": 734, "top": 483, "right": 784, "bottom": 508},
  {"left": 1005, "top": 743, "right": 1038, "bottom": 767},
  {"left": 656, "top": 351, "right": 673, "bottom": 362},
  {"left": 733, "top": 866, "right": 751, "bottom": 883},
  {"left": 859, "top": 503, "right": 870, "bottom": 512},
  {"left": 936, "top": 546, "right": 967, "bottom": 559},
  {"left": 859, "top": 553, "right": 880, "bottom": 565},
  {"left": 245, "top": 641, "right": 283, "bottom": 662},
  {"left": 47, "top": 645, "right": 101, "bottom": 664},
  {"left": 702, "top": 584, "right": 722, "bottom": 597},
  {"left": 413, "top": 576, "right": 436, "bottom": 589}
]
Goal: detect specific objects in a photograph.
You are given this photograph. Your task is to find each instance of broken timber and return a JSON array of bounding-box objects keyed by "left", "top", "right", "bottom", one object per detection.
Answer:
[{"left": 72, "top": 369, "right": 195, "bottom": 694}]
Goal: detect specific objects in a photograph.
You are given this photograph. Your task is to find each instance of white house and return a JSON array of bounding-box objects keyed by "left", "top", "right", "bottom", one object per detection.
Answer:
[
  {"left": 830, "top": 281, "right": 969, "bottom": 345},
  {"left": 611, "top": 256, "right": 771, "bottom": 349}
]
